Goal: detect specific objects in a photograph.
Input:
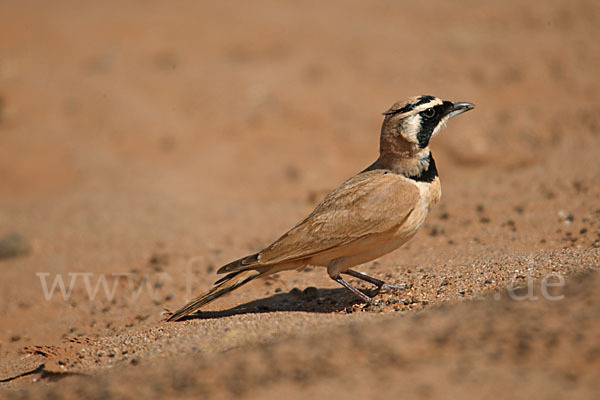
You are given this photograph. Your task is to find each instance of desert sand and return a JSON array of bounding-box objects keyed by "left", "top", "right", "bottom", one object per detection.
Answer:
[{"left": 1, "top": 0, "right": 599, "bottom": 398}]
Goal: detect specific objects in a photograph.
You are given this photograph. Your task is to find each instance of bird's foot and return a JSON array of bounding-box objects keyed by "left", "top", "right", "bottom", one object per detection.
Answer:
[{"left": 378, "top": 283, "right": 408, "bottom": 293}]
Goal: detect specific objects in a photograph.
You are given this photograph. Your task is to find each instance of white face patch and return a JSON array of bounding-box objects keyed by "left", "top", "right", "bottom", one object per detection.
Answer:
[
  {"left": 399, "top": 114, "right": 422, "bottom": 145},
  {"left": 390, "top": 96, "right": 449, "bottom": 146}
]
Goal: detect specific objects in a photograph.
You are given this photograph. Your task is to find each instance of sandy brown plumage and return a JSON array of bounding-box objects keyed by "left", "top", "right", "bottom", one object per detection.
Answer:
[
  {"left": 167, "top": 95, "right": 474, "bottom": 321},
  {"left": 220, "top": 170, "right": 419, "bottom": 271}
]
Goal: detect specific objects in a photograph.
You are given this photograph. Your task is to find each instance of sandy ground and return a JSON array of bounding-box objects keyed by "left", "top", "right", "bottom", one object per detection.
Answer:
[{"left": 1, "top": 0, "right": 599, "bottom": 398}]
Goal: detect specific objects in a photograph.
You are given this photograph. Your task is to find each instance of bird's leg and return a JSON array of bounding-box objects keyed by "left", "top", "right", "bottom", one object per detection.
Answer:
[
  {"left": 344, "top": 269, "right": 406, "bottom": 295},
  {"left": 331, "top": 275, "right": 374, "bottom": 304},
  {"left": 344, "top": 269, "right": 385, "bottom": 286}
]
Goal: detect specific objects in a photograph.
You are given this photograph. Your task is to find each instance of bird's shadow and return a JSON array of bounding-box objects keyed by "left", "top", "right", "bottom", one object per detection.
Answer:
[{"left": 176, "top": 286, "right": 379, "bottom": 321}]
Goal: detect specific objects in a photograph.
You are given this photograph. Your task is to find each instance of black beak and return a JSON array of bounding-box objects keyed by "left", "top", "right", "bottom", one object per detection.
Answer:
[{"left": 447, "top": 101, "right": 475, "bottom": 118}]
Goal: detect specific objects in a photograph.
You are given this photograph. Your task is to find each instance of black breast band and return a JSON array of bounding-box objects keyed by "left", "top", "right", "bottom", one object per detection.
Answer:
[{"left": 408, "top": 153, "right": 438, "bottom": 183}]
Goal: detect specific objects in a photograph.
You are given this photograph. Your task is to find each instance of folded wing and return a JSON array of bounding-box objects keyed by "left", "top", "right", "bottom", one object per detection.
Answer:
[{"left": 218, "top": 170, "right": 419, "bottom": 274}]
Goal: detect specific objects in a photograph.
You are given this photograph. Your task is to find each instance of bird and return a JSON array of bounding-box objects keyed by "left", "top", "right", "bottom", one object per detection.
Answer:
[{"left": 167, "top": 95, "right": 474, "bottom": 321}]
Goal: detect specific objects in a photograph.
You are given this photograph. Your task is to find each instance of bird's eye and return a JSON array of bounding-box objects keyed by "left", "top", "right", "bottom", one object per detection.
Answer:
[{"left": 422, "top": 108, "right": 436, "bottom": 118}]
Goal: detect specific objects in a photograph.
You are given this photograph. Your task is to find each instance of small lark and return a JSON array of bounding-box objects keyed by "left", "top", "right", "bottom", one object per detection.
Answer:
[{"left": 168, "top": 95, "right": 474, "bottom": 321}]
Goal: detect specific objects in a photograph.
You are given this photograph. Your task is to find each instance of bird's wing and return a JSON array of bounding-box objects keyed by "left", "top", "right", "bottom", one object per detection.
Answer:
[{"left": 219, "top": 170, "right": 420, "bottom": 273}]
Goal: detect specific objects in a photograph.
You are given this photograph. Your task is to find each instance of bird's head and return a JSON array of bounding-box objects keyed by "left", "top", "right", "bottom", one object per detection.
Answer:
[{"left": 380, "top": 95, "right": 474, "bottom": 153}]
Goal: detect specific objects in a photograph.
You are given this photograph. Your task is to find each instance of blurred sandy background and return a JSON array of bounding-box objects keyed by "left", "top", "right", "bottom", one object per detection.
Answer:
[{"left": 1, "top": 0, "right": 599, "bottom": 398}]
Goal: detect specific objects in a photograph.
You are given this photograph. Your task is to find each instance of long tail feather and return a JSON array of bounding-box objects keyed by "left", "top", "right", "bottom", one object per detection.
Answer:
[
  {"left": 217, "top": 253, "right": 260, "bottom": 274},
  {"left": 166, "top": 269, "right": 262, "bottom": 321}
]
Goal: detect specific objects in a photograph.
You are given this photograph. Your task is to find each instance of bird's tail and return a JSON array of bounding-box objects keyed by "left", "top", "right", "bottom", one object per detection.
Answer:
[{"left": 166, "top": 269, "right": 264, "bottom": 321}]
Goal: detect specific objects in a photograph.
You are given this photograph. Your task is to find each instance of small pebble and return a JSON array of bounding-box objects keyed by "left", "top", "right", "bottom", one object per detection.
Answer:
[
  {"left": 0, "top": 233, "right": 31, "bottom": 260},
  {"left": 514, "top": 205, "right": 524, "bottom": 214}
]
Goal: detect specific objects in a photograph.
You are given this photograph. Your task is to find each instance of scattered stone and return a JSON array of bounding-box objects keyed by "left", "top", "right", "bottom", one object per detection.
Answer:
[
  {"left": 284, "top": 165, "right": 301, "bottom": 181},
  {"left": 557, "top": 210, "right": 574, "bottom": 224},
  {"left": 149, "top": 253, "right": 169, "bottom": 271},
  {"left": 0, "top": 233, "right": 31, "bottom": 260},
  {"left": 503, "top": 220, "right": 517, "bottom": 232},
  {"left": 429, "top": 226, "right": 440, "bottom": 237},
  {"left": 513, "top": 205, "right": 524, "bottom": 214},
  {"left": 303, "top": 286, "right": 319, "bottom": 298}
]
